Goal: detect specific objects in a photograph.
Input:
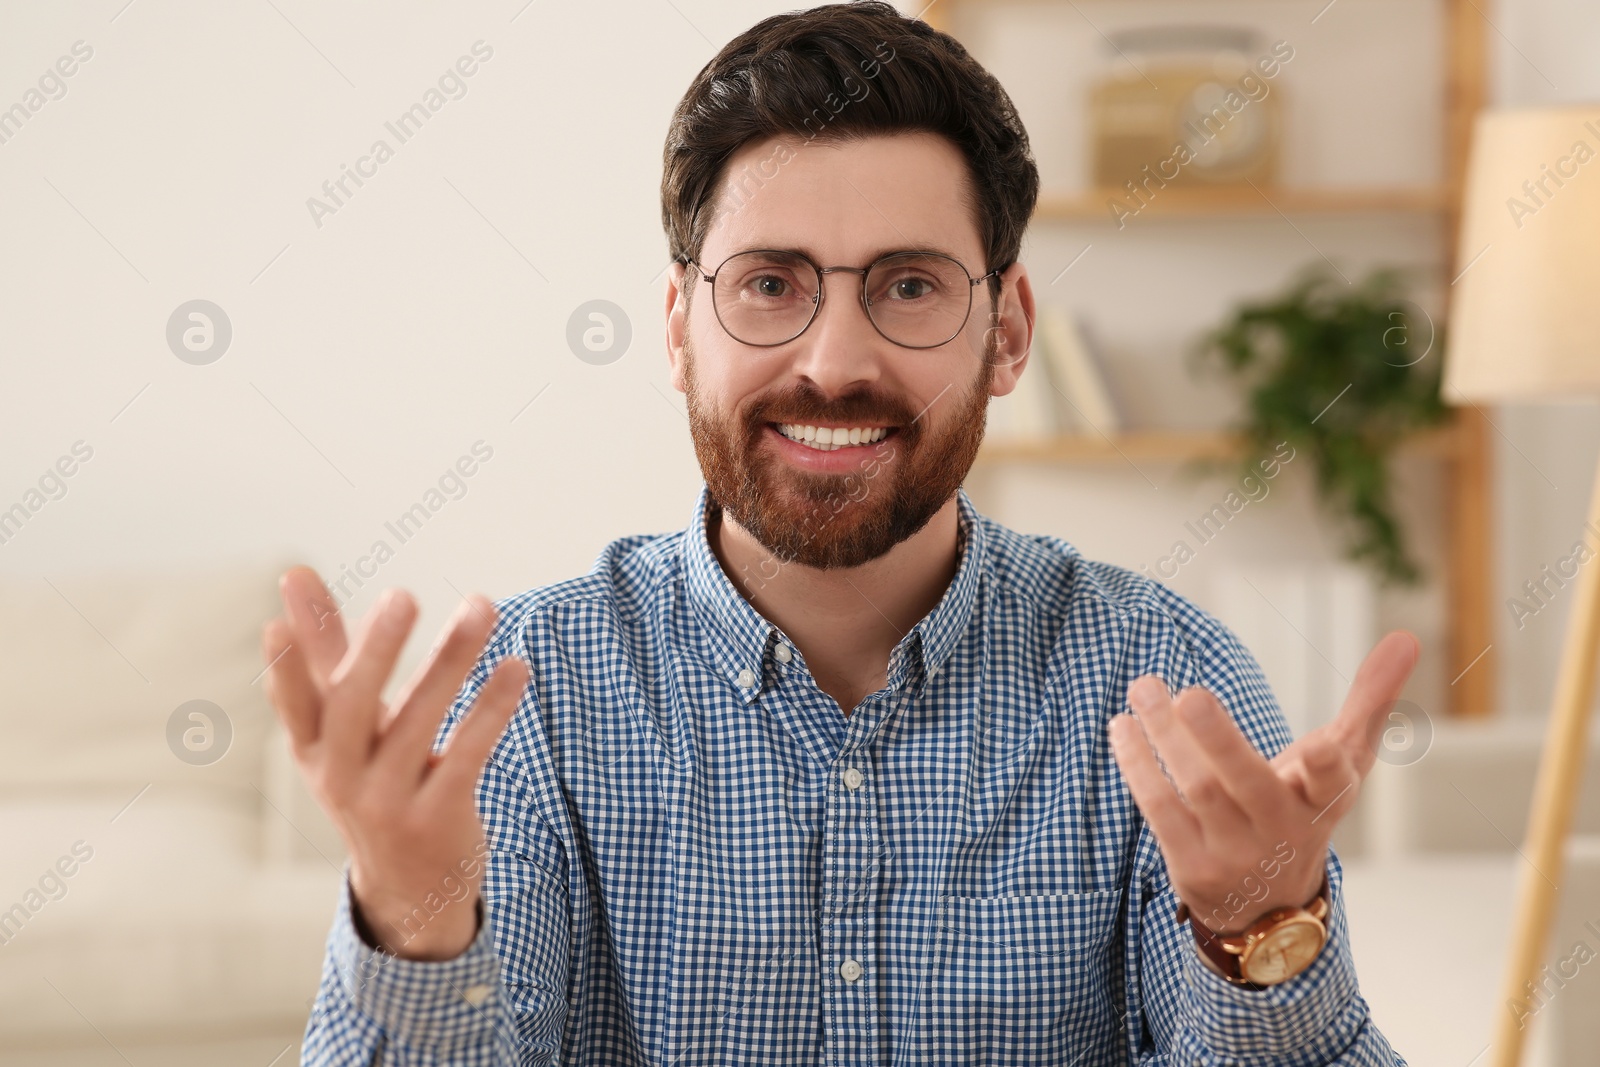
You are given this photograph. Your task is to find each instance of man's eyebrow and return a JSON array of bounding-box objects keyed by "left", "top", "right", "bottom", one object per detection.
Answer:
[{"left": 743, "top": 243, "right": 967, "bottom": 264}]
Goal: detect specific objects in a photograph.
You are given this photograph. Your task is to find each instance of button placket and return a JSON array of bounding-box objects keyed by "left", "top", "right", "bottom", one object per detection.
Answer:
[{"left": 819, "top": 719, "right": 882, "bottom": 1067}]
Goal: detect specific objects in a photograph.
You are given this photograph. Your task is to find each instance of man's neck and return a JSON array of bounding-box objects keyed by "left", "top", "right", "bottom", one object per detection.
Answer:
[{"left": 707, "top": 496, "right": 962, "bottom": 716}]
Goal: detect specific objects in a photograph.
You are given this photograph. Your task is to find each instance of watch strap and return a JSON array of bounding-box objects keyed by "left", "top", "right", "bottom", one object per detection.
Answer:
[{"left": 1174, "top": 870, "right": 1331, "bottom": 988}]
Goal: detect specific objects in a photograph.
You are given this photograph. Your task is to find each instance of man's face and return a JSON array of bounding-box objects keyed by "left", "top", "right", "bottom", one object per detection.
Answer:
[{"left": 665, "top": 131, "right": 1032, "bottom": 570}]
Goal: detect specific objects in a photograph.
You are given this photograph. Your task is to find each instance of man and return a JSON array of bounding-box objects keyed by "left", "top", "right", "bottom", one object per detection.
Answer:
[{"left": 264, "top": 3, "right": 1418, "bottom": 1063}]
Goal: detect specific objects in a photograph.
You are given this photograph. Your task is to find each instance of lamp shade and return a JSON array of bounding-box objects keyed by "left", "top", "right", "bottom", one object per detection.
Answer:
[{"left": 1445, "top": 107, "right": 1600, "bottom": 402}]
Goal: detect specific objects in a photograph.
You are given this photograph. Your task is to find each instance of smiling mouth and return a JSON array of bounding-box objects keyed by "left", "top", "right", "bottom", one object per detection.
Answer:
[{"left": 772, "top": 422, "right": 896, "bottom": 452}]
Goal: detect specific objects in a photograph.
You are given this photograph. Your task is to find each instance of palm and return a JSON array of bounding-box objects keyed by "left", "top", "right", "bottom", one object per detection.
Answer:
[
  {"left": 1109, "top": 630, "right": 1419, "bottom": 932},
  {"left": 260, "top": 567, "right": 528, "bottom": 959}
]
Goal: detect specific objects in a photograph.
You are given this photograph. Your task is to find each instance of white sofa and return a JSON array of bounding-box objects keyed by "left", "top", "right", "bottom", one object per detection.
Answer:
[
  {"left": 1341, "top": 724, "right": 1600, "bottom": 1066},
  {"left": 0, "top": 561, "right": 343, "bottom": 1062}
]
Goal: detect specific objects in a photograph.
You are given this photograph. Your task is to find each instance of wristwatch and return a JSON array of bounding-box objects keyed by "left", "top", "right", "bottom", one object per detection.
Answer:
[{"left": 1174, "top": 871, "right": 1331, "bottom": 988}]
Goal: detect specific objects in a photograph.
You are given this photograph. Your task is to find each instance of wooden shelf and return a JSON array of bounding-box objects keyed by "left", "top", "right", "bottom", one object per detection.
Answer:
[
  {"left": 979, "top": 430, "right": 1238, "bottom": 464},
  {"left": 1037, "top": 185, "right": 1449, "bottom": 222},
  {"left": 976, "top": 423, "right": 1464, "bottom": 465},
  {"left": 932, "top": 0, "right": 1495, "bottom": 719}
]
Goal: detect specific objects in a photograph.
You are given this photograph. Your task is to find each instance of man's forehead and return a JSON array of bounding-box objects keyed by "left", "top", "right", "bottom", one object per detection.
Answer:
[{"left": 701, "top": 132, "right": 983, "bottom": 261}]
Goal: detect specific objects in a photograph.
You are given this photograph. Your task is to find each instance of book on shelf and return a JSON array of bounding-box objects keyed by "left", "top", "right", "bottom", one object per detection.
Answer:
[
  {"left": 1035, "top": 305, "right": 1122, "bottom": 437},
  {"left": 984, "top": 343, "right": 1058, "bottom": 443},
  {"left": 986, "top": 305, "right": 1125, "bottom": 445}
]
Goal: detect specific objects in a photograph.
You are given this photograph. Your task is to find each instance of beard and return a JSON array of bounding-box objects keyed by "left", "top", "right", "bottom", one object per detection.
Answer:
[{"left": 683, "top": 329, "right": 996, "bottom": 570}]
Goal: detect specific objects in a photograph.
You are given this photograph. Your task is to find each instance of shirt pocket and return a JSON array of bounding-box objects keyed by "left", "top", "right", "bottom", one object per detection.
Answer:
[{"left": 927, "top": 889, "right": 1123, "bottom": 1065}]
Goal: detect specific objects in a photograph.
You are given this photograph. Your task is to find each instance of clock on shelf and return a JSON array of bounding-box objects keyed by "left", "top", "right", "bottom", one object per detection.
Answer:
[{"left": 1090, "top": 24, "right": 1283, "bottom": 190}]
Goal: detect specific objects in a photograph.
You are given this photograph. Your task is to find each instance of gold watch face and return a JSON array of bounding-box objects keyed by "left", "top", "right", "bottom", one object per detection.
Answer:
[{"left": 1240, "top": 916, "right": 1325, "bottom": 985}]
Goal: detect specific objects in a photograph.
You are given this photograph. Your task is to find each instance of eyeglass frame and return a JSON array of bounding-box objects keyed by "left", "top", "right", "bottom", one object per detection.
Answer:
[{"left": 677, "top": 247, "right": 1004, "bottom": 350}]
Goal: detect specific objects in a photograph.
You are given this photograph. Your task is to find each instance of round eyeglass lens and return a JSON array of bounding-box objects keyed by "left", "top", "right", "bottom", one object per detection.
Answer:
[
  {"left": 864, "top": 252, "right": 974, "bottom": 348},
  {"left": 709, "top": 250, "right": 977, "bottom": 347},
  {"left": 710, "top": 251, "right": 818, "bottom": 346}
]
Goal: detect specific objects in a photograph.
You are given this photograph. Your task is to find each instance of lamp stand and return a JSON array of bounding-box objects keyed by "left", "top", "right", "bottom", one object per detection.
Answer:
[{"left": 1493, "top": 453, "right": 1600, "bottom": 1065}]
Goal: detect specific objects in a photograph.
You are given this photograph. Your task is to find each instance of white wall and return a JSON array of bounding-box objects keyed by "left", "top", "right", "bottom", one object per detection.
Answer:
[
  {"left": 0, "top": 0, "right": 1594, "bottom": 712},
  {"left": 0, "top": 0, "right": 771, "bottom": 684}
]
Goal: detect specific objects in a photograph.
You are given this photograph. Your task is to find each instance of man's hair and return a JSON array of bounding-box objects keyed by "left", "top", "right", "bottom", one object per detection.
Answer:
[{"left": 660, "top": 0, "right": 1039, "bottom": 306}]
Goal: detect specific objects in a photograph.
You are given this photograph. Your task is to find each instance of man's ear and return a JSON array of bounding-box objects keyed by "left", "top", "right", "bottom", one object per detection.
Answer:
[
  {"left": 985, "top": 261, "right": 1036, "bottom": 398},
  {"left": 665, "top": 260, "right": 689, "bottom": 393}
]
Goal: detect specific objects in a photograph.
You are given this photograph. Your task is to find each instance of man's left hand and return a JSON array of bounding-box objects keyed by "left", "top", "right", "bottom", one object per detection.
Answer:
[{"left": 1108, "top": 630, "right": 1420, "bottom": 936}]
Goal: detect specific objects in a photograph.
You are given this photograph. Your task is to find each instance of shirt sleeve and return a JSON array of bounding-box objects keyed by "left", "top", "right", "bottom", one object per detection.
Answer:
[
  {"left": 1126, "top": 603, "right": 1407, "bottom": 1066},
  {"left": 298, "top": 876, "right": 511, "bottom": 1065},
  {"left": 1134, "top": 846, "right": 1405, "bottom": 1065},
  {"left": 298, "top": 630, "right": 572, "bottom": 1066}
]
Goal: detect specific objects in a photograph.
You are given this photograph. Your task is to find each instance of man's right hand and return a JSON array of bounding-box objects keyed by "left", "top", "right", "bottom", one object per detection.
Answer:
[{"left": 260, "top": 567, "right": 530, "bottom": 961}]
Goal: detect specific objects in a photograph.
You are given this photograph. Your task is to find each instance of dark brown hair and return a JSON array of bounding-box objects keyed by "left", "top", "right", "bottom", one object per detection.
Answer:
[{"left": 660, "top": 0, "right": 1038, "bottom": 306}]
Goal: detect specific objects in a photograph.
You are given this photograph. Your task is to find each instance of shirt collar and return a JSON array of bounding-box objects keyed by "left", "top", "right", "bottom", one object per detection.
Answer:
[{"left": 680, "top": 484, "right": 986, "bottom": 702}]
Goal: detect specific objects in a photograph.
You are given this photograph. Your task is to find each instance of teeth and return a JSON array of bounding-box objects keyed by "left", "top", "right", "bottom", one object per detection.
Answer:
[{"left": 776, "top": 423, "right": 890, "bottom": 451}]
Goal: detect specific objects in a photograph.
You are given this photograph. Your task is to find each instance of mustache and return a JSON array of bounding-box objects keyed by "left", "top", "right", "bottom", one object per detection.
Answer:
[{"left": 744, "top": 384, "right": 920, "bottom": 432}]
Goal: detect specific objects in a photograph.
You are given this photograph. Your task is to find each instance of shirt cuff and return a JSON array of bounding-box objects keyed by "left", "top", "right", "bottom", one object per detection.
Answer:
[
  {"left": 326, "top": 875, "right": 507, "bottom": 1050},
  {"left": 1180, "top": 852, "right": 1370, "bottom": 1060}
]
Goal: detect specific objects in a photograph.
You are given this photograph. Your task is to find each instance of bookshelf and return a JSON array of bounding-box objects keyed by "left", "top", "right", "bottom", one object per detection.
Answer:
[
  {"left": 927, "top": 0, "right": 1495, "bottom": 719},
  {"left": 975, "top": 424, "right": 1465, "bottom": 465},
  {"left": 1037, "top": 184, "right": 1449, "bottom": 221}
]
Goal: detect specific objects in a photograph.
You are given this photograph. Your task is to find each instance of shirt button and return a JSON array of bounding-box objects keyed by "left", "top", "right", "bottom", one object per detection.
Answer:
[
  {"left": 460, "top": 983, "right": 493, "bottom": 1007},
  {"left": 736, "top": 668, "right": 756, "bottom": 688},
  {"left": 774, "top": 643, "right": 793, "bottom": 664},
  {"left": 839, "top": 958, "right": 863, "bottom": 982},
  {"left": 842, "top": 767, "right": 864, "bottom": 790}
]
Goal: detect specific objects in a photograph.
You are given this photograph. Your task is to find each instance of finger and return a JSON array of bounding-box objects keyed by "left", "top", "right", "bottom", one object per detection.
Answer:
[
  {"left": 425, "top": 655, "right": 530, "bottom": 803},
  {"left": 261, "top": 616, "right": 321, "bottom": 750},
  {"left": 1126, "top": 676, "right": 1249, "bottom": 826},
  {"left": 374, "top": 596, "right": 499, "bottom": 784},
  {"left": 280, "top": 566, "right": 350, "bottom": 684},
  {"left": 321, "top": 589, "right": 418, "bottom": 772},
  {"left": 1332, "top": 630, "right": 1420, "bottom": 774},
  {"left": 1296, "top": 738, "right": 1360, "bottom": 825},
  {"left": 1172, "top": 685, "right": 1285, "bottom": 819},
  {"left": 1107, "top": 712, "right": 1204, "bottom": 862}
]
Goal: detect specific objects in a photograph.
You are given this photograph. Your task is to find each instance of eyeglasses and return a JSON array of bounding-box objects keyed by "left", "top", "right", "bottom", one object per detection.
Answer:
[{"left": 680, "top": 248, "right": 1001, "bottom": 350}]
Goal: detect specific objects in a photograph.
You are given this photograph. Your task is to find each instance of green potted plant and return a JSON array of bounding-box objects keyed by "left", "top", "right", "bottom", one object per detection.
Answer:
[{"left": 1190, "top": 264, "right": 1450, "bottom": 586}]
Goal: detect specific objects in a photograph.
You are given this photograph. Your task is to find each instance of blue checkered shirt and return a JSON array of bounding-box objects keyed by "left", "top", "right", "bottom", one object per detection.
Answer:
[{"left": 301, "top": 485, "right": 1403, "bottom": 1065}]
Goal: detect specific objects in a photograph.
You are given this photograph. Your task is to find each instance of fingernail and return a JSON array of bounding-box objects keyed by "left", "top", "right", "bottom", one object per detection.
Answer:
[
  {"left": 379, "top": 590, "right": 409, "bottom": 623},
  {"left": 447, "top": 598, "right": 474, "bottom": 630}
]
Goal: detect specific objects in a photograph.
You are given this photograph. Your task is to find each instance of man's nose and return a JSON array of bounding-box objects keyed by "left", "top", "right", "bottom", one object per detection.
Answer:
[{"left": 788, "top": 271, "right": 888, "bottom": 395}]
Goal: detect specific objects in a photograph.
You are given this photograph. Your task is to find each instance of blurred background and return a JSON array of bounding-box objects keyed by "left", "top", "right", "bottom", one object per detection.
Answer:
[{"left": 1, "top": 0, "right": 1598, "bottom": 1063}]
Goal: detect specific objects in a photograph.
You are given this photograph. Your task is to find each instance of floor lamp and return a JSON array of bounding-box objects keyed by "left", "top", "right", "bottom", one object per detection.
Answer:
[{"left": 1446, "top": 107, "right": 1600, "bottom": 1066}]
